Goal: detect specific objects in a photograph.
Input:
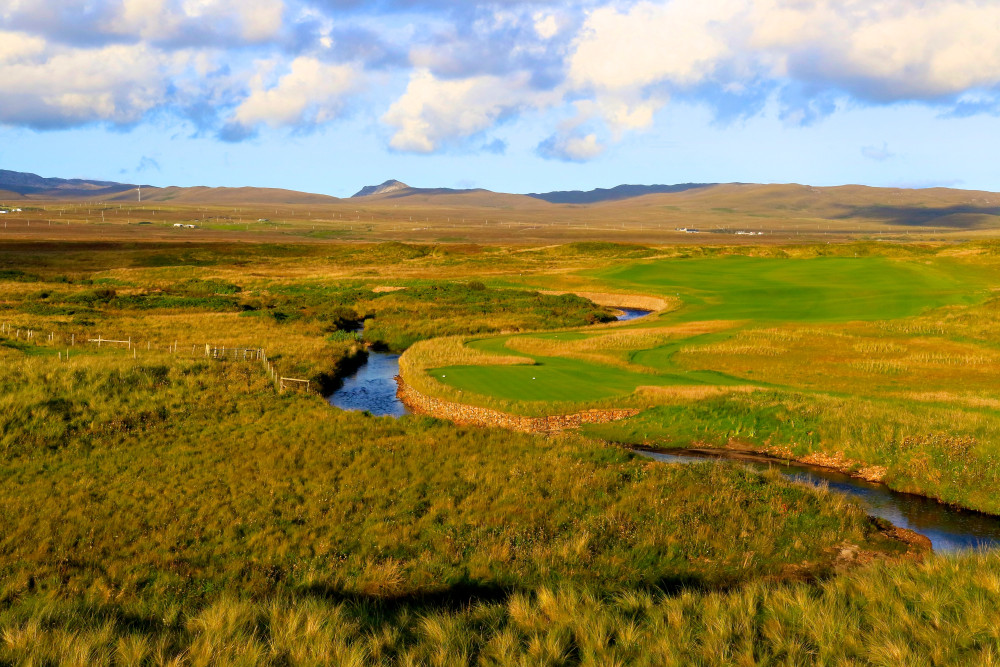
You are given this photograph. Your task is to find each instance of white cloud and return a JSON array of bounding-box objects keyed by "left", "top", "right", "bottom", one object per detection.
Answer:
[
  {"left": 533, "top": 12, "right": 560, "bottom": 40},
  {"left": 767, "top": 0, "right": 1000, "bottom": 101},
  {"left": 6, "top": 0, "right": 286, "bottom": 47},
  {"left": 6, "top": 0, "right": 1000, "bottom": 157},
  {"left": 180, "top": 0, "right": 285, "bottom": 42},
  {"left": 382, "top": 69, "right": 558, "bottom": 152},
  {"left": 0, "top": 31, "right": 47, "bottom": 65},
  {"left": 569, "top": 0, "right": 1000, "bottom": 103},
  {"left": 569, "top": 0, "right": 739, "bottom": 93},
  {"left": 0, "top": 40, "right": 184, "bottom": 128},
  {"left": 538, "top": 130, "right": 605, "bottom": 162},
  {"left": 230, "top": 57, "right": 362, "bottom": 129}
]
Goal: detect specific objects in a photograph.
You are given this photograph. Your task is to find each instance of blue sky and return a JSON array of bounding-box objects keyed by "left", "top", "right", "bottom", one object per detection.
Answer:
[{"left": 2, "top": 0, "right": 999, "bottom": 197}]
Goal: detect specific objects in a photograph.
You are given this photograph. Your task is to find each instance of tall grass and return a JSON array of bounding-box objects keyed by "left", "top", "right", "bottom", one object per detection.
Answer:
[{"left": 6, "top": 552, "right": 1000, "bottom": 665}]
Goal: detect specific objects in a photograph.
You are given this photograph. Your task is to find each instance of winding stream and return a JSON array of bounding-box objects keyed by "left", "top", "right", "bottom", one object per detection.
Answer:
[
  {"left": 325, "top": 304, "right": 1000, "bottom": 550},
  {"left": 326, "top": 351, "right": 409, "bottom": 417},
  {"left": 639, "top": 448, "right": 1000, "bottom": 553}
]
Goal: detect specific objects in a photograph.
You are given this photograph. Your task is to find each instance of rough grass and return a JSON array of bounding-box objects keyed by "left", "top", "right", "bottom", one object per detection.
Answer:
[
  {"left": 6, "top": 552, "right": 1000, "bottom": 665},
  {"left": 403, "top": 249, "right": 1000, "bottom": 513},
  {"left": 3, "top": 239, "right": 1000, "bottom": 665}
]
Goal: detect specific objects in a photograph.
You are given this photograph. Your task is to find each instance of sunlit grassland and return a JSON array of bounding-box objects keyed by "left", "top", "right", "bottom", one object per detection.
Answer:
[
  {"left": 5, "top": 239, "right": 1000, "bottom": 664},
  {"left": 399, "top": 245, "right": 1000, "bottom": 513},
  {"left": 7, "top": 551, "right": 1000, "bottom": 664},
  {"left": 405, "top": 252, "right": 992, "bottom": 415},
  {"left": 0, "top": 351, "right": 916, "bottom": 665}
]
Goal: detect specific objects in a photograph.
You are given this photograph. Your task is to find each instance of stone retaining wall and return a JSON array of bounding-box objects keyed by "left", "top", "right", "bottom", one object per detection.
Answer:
[{"left": 396, "top": 377, "right": 639, "bottom": 434}]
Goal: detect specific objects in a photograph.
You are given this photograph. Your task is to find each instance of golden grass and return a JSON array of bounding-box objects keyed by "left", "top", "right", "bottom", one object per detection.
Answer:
[
  {"left": 633, "top": 385, "right": 760, "bottom": 402},
  {"left": 537, "top": 290, "right": 676, "bottom": 312}
]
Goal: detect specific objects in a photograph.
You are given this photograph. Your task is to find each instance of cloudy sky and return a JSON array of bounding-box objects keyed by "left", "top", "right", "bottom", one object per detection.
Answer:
[{"left": 1, "top": 0, "right": 999, "bottom": 196}]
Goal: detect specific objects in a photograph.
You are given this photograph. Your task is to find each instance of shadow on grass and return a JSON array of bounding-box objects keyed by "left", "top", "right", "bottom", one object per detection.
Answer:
[{"left": 835, "top": 204, "right": 1000, "bottom": 228}]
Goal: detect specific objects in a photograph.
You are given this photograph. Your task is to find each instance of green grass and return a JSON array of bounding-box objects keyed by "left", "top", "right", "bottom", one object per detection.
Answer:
[
  {"left": 433, "top": 334, "right": 745, "bottom": 403},
  {"left": 426, "top": 255, "right": 991, "bottom": 410},
  {"left": 592, "top": 255, "right": 987, "bottom": 323}
]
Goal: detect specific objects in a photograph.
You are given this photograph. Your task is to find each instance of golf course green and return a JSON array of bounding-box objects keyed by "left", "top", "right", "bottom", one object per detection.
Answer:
[
  {"left": 427, "top": 256, "right": 989, "bottom": 406},
  {"left": 593, "top": 255, "right": 984, "bottom": 322}
]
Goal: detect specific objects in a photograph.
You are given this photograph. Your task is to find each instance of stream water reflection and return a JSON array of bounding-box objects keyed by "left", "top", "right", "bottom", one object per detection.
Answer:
[{"left": 639, "top": 448, "right": 1000, "bottom": 553}]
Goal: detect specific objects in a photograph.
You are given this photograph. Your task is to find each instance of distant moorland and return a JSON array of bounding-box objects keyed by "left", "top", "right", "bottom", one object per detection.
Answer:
[{"left": 3, "top": 169, "right": 1000, "bottom": 244}]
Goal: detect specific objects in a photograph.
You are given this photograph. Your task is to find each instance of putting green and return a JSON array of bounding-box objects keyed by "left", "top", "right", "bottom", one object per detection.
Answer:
[{"left": 428, "top": 256, "right": 990, "bottom": 407}]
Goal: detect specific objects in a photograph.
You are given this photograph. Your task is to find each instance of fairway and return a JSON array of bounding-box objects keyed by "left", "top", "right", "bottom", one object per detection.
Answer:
[
  {"left": 593, "top": 256, "right": 985, "bottom": 322},
  {"left": 428, "top": 255, "right": 991, "bottom": 409}
]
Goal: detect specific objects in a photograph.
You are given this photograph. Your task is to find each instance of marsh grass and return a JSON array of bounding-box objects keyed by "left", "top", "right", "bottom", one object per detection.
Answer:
[
  {"left": 4, "top": 240, "right": 1000, "bottom": 665},
  {"left": 7, "top": 552, "right": 1000, "bottom": 665}
]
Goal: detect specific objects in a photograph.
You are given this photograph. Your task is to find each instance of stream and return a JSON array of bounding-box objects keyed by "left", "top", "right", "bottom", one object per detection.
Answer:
[
  {"left": 325, "top": 305, "right": 1000, "bottom": 551},
  {"left": 639, "top": 448, "right": 1000, "bottom": 553},
  {"left": 326, "top": 350, "right": 409, "bottom": 417}
]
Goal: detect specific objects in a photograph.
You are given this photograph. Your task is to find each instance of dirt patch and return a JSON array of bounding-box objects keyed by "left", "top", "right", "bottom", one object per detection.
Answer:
[{"left": 747, "top": 443, "right": 888, "bottom": 483}]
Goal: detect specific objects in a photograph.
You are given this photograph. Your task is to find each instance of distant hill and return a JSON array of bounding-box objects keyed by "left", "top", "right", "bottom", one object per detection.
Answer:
[
  {"left": 351, "top": 179, "right": 544, "bottom": 208},
  {"left": 0, "top": 169, "right": 342, "bottom": 205},
  {"left": 5, "top": 168, "right": 1000, "bottom": 231},
  {"left": 527, "top": 183, "right": 716, "bottom": 204},
  {"left": 0, "top": 169, "right": 141, "bottom": 199},
  {"left": 105, "top": 186, "right": 341, "bottom": 205},
  {"left": 352, "top": 180, "right": 411, "bottom": 198}
]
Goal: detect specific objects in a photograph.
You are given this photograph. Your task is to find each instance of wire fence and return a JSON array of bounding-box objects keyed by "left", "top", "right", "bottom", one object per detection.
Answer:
[{"left": 0, "top": 322, "right": 312, "bottom": 393}]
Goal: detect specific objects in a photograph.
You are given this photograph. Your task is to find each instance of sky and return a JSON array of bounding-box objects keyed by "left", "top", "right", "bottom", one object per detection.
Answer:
[{"left": 1, "top": 0, "right": 1000, "bottom": 197}]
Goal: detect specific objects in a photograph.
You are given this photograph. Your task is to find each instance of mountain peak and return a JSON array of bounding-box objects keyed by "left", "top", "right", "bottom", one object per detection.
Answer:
[{"left": 352, "top": 179, "right": 410, "bottom": 198}]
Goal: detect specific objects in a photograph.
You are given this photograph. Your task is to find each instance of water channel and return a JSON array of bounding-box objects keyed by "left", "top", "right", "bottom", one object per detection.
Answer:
[
  {"left": 325, "top": 305, "right": 1000, "bottom": 550},
  {"left": 326, "top": 350, "right": 409, "bottom": 417},
  {"left": 639, "top": 448, "right": 1000, "bottom": 553}
]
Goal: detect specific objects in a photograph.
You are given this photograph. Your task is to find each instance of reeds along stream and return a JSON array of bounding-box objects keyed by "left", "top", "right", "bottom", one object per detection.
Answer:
[{"left": 638, "top": 448, "right": 1000, "bottom": 553}]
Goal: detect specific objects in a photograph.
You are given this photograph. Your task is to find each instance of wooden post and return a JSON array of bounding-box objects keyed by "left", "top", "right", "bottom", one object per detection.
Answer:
[{"left": 71, "top": 333, "right": 75, "bottom": 346}]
